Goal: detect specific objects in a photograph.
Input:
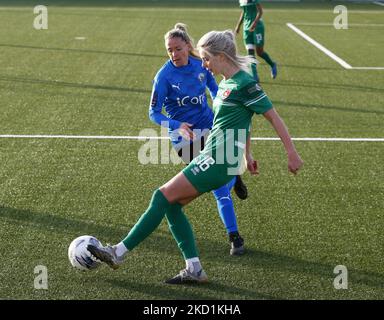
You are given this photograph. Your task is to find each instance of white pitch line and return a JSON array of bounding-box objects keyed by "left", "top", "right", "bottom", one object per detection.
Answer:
[
  {"left": 287, "top": 23, "right": 352, "bottom": 69},
  {"left": 0, "top": 134, "right": 169, "bottom": 140},
  {"left": 374, "top": 1, "right": 384, "bottom": 6},
  {"left": 287, "top": 23, "right": 384, "bottom": 70},
  {"left": 351, "top": 67, "right": 384, "bottom": 70},
  {"left": 252, "top": 138, "right": 384, "bottom": 142},
  {"left": 293, "top": 22, "right": 384, "bottom": 27},
  {"left": 0, "top": 7, "right": 383, "bottom": 14},
  {"left": 0, "top": 135, "right": 383, "bottom": 142},
  {"left": 253, "top": 138, "right": 384, "bottom": 142}
]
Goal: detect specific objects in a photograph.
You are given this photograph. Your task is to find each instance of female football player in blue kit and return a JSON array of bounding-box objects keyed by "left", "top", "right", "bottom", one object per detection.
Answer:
[{"left": 149, "top": 23, "right": 247, "bottom": 255}]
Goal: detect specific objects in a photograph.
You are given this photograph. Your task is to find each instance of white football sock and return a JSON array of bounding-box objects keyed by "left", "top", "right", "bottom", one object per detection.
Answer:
[
  {"left": 185, "top": 257, "right": 202, "bottom": 274},
  {"left": 115, "top": 242, "right": 128, "bottom": 258}
]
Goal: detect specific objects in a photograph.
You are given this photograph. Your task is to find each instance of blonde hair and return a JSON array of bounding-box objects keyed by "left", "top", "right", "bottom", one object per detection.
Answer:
[
  {"left": 164, "top": 23, "right": 200, "bottom": 59},
  {"left": 197, "top": 30, "right": 254, "bottom": 73}
]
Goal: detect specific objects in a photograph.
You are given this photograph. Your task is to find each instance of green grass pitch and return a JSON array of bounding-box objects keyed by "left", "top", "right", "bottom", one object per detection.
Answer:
[{"left": 0, "top": 1, "right": 383, "bottom": 300}]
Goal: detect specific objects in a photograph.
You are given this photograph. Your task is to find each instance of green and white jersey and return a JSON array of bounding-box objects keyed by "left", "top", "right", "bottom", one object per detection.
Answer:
[
  {"left": 239, "top": 0, "right": 261, "bottom": 31},
  {"left": 201, "top": 70, "right": 272, "bottom": 168}
]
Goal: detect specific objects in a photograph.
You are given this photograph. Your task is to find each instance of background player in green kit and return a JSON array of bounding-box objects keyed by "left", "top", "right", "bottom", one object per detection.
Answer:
[
  {"left": 88, "top": 30, "right": 303, "bottom": 285},
  {"left": 235, "top": 0, "right": 277, "bottom": 80}
]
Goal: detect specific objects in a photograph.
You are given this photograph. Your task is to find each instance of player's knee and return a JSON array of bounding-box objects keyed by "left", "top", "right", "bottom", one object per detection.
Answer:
[
  {"left": 159, "top": 185, "right": 175, "bottom": 203},
  {"left": 212, "top": 185, "right": 231, "bottom": 201},
  {"left": 256, "top": 47, "right": 264, "bottom": 56}
]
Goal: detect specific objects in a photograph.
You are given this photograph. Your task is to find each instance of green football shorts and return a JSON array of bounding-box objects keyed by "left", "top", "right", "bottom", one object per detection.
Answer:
[
  {"left": 243, "top": 21, "right": 265, "bottom": 47},
  {"left": 182, "top": 153, "right": 235, "bottom": 194}
]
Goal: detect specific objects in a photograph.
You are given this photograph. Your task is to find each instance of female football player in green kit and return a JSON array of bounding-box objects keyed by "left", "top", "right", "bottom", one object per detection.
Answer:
[
  {"left": 235, "top": 0, "right": 277, "bottom": 81},
  {"left": 150, "top": 23, "right": 247, "bottom": 256},
  {"left": 88, "top": 30, "right": 303, "bottom": 284}
]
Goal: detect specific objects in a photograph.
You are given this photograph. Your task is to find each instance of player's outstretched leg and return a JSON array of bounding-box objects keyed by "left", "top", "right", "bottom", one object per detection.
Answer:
[{"left": 88, "top": 188, "right": 171, "bottom": 270}]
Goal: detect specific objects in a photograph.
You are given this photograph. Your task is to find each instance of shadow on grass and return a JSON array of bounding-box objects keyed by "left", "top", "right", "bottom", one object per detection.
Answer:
[
  {"left": 216, "top": 248, "right": 384, "bottom": 291},
  {"left": 0, "top": 43, "right": 165, "bottom": 59},
  {"left": 0, "top": 75, "right": 151, "bottom": 94},
  {"left": 107, "top": 278, "right": 281, "bottom": 300},
  {"left": 0, "top": 205, "right": 128, "bottom": 239},
  {"left": 107, "top": 247, "right": 384, "bottom": 299},
  {"left": 0, "top": 205, "right": 201, "bottom": 262},
  {"left": 0, "top": 205, "right": 187, "bottom": 256},
  {"left": 1, "top": 205, "right": 382, "bottom": 297}
]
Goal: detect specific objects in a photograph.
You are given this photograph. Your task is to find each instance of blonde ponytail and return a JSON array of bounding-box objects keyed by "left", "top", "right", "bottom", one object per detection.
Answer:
[
  {"left": 164, "top": 23, "right": 200, "bottom": 59},
  {"left": 197, "top": 30, "right": 255, "bottom": 72}
]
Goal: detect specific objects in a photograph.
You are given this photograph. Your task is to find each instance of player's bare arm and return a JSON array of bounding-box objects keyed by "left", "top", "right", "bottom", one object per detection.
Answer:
[
  {"left": 235, "top": 11, "right": 244, "bottom": 34},
  {"left": 245, "top": 133, "right": 259, "bottom": 175},
  {"left": 263, "top": 108, "right": 303, "bottom": 174}
]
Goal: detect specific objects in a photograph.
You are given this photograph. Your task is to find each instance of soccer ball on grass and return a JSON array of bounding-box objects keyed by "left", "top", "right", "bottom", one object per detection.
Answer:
[{"left": 68, "top": 235, "right": 102, "bottom": 271}]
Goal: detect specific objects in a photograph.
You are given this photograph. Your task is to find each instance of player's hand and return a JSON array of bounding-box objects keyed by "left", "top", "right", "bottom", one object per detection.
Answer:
[
  {"left": 288, "top": 152, "right": 304, "bottom": 175},
  {"left": 246, "top": 154, "right": 259, "bottom": 175},
  {"left": 178, "top": 122, "right": 196, "bottom": 141}
]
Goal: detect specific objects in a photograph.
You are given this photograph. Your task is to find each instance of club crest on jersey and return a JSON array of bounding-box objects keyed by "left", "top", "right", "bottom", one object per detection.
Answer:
[
  {"left": 198, "top": 73, "right": 205, "bottom": 83},
  {"left": 222, "top": 89, "right": 231, "bottom": 99}
]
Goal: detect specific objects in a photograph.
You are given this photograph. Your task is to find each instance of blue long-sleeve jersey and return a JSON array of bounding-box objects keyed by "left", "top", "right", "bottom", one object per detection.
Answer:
[{"left": 149, "top": 56, "right": 218, "bottom": 146}]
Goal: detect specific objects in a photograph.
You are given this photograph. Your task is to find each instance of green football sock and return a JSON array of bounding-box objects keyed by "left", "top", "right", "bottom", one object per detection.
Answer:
[
  {"left": 260, "top": 51, "right": 275, "bottom": 68},
  {"left": 122, "top": 189, "right": 171, "bottom": 250},
  {"left": 166, "top": 203, "right": 199, "bottom": 259},
  {"left": 250, "top": 61, "right": 259, "bottom": 82}
]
